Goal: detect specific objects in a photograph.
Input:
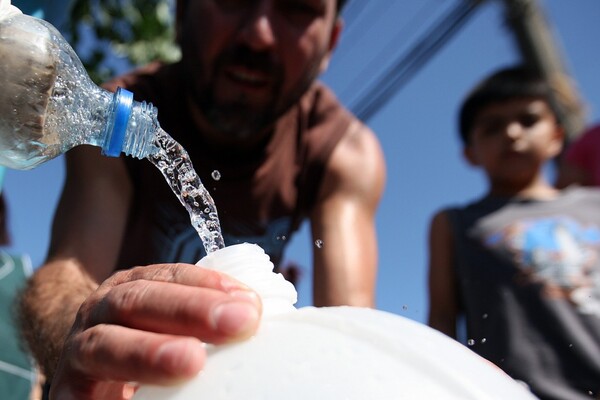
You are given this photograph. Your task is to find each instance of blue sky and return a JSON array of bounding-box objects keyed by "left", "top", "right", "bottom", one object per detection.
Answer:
[{"left": 4, "top": 0, "right": 600, "bottom": 325}]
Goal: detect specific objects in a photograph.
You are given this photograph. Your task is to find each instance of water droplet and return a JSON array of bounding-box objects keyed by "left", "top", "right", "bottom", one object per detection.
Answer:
[
  {"left": 482, "top": 313, "right": 488, "bottom": 319},
  {"left": 211, "top": 170, "right": 221, "bottom": 181},
  {"left": 281, "top": 235, "right": 287, "bottom": 241},
  {"left": 315, "top": 239, "right": 323, "bottom": 248},
  {"left": 467, "top": 339, "right": 475, "bottom": 346},
  {"left": 568, "top": 343, "right": 573, "bottom": 348},
  {"left": 480, "top": 338, "right": 487, "bottom": 344},
  {"left": 402, "top": 305, "right": 408, "bottom": 311}
]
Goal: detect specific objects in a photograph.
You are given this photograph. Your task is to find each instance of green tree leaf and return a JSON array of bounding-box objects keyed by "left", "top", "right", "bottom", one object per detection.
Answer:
[{"left": 67, "top": 0, "right": 180, "bottom": 84}]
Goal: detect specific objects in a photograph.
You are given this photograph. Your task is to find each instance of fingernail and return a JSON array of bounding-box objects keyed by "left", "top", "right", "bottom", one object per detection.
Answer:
[
  {"left": 229, "top": 289, "right": 260, "bottom": 305},
  {"left": 212, "top": 301, "right": 260, "bottom": 337}
]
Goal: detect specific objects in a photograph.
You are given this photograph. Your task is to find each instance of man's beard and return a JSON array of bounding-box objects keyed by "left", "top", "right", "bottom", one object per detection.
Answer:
[
  {"left": 190, "top": 45, "right": 321, "bottom": 140},
  {"left": 200, "top": 89, "right": 277, "bottom": 139}
]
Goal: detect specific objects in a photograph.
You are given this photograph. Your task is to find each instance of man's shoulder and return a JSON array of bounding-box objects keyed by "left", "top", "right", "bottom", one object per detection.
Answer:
[
  {"left": 301, "top": 81, "right": 355, "bottom": 120},
  {"left": 293, "top": 81, "right": 362, "bottom": 146}
]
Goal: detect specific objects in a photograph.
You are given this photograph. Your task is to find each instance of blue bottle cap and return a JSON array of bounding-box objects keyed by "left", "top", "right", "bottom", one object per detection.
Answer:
[{"left": 102, "top": 87, "right": 133, "bottom": 157}]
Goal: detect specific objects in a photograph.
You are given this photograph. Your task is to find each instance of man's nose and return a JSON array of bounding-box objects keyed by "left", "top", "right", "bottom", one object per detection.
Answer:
[{"left": 238, "top": 4, "right": 277, "bottom": 51}]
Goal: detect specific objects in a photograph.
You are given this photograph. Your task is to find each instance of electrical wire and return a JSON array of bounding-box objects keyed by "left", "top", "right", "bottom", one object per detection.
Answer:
[
  {"left": 340, "top": 0, "right": 441, "bottom": 103},
  {"left": 331, "top": 1, "right": 397, "bottom": 68},
  {"left": 351, "top": 1, "right": 484, "bottom": 122},
  {"left": 340, "top": 0, "right": 368, "bottom": 28}
]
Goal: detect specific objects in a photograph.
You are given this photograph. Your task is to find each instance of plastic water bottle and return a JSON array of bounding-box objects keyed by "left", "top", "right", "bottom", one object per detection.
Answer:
[
  {"left": 133, "top": 243, "right": 538, "bottom": 400},
  {"left": 0, "top": 0, "right": 160, "bottom": 170}
]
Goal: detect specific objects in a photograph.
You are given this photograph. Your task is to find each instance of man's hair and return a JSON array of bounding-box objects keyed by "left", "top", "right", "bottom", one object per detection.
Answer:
[
  {"left": 337, "top": 0, "right": 349, "bottom": 13},
  {"left": 458, "top": 65, "right": 560, "bottom": 145}
]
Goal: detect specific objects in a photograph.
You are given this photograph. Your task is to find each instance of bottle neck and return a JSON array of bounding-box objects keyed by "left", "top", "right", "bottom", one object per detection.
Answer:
[{"left": 102, "top": 87, "right": 160, "bottom": 159}]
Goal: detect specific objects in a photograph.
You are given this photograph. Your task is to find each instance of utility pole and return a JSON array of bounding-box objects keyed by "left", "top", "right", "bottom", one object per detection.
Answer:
[{"left": 500, "top": 0, "right": 587, "bottom": 141}]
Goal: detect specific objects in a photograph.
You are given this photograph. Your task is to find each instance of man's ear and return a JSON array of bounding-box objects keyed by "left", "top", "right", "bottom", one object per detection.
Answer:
[
  {"left": 463, "top": 145, "right": 480, "bottom": 167},
  {"left": 319, "top": 17, "right": 343, "bottom": 73}
]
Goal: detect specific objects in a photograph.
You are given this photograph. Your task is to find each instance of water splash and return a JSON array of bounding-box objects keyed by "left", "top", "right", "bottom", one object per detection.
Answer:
[{"left": 147, "top": 128, "right": 225, "bottom": 254}]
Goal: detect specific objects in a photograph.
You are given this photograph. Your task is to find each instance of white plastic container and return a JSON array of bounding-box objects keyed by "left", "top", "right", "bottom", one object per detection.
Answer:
[{"left": 134, "top": 243, "right": 537, "bottom": 400}]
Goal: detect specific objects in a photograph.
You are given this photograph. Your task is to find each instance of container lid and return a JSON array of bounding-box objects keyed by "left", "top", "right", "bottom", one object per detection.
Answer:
[
  {"left": 102, "top": 87, "right": 133, "bottom": 157},
  {"left": 196, "top": 243, "right": 297, "bottom": 317}
]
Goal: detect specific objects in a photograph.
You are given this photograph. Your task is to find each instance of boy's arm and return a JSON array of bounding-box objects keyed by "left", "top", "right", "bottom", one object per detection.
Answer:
[
  {"left": 427, "top": 210, "right": 460, "bottom": 338},
  {"left": 310, "top": 121, "right": 386, "bottom": 307}
]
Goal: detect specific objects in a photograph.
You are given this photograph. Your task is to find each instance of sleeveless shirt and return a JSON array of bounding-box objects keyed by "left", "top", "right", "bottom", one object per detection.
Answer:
[
  {"left": 102, "top": 62, "right": 354, "bottom": 271},
  {"left": 448, "top": 187, "right": 600, "bottom": 399}
]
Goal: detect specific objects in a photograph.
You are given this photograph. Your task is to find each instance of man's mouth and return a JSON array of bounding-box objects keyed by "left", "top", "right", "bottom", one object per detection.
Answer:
[{"left": 226, "top": 66, "right": 271, "bottom": 88}]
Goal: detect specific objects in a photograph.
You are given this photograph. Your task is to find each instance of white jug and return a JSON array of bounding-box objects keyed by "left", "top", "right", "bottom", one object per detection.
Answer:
[{"left": 134, "top": 243, "right": 536, "bottom": 400}]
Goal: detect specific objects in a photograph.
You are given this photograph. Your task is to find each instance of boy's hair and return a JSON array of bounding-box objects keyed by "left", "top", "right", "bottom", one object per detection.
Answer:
[{"left": 458, "top": 65, "right": 560, "bottom": 145}]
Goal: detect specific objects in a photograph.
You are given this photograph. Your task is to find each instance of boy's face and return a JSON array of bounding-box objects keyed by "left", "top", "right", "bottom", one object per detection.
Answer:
[{"left": 464, "top": 97, "right": 564, "bottom": 184}]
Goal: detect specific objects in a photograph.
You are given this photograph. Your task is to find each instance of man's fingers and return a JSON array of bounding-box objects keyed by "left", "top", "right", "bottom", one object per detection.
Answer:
[
  {"left": 68, "top": 324, "right": 206, "bottom": 385},
  {"left": 104, "top": 264, "right": 249, "bottom": 293},
  {"left": 49, "top": 264, "right": 263, "bottom": 400},
  {"left": 84, "top": 279, "right": 260, "bottom": 344},
  {"left": 52, "top": 263, "right": 262, "bottom": 400}
]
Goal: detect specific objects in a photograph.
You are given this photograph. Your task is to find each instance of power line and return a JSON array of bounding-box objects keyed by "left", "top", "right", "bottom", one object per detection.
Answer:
[
  {"left": 331, "top": 1, "right": 397, "bottom": 68},
  {"left": 340, "top": 0, "right": 440, "bottom": 103},
  {"left": 351, "top": 0, "right": 484, "bottom": 122},
  {"left": 340, "top": 0, "right": 369, "bottom": 28}
]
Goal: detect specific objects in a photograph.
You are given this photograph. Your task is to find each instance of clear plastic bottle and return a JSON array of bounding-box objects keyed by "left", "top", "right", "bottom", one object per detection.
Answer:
[{"left": 0, "top": 0, "right": 160, "bottom": 170}]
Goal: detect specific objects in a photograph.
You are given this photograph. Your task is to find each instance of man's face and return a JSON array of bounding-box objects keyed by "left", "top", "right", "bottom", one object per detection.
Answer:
[{"left": 178, "top": 0, "right": 341, "bottom": 140}]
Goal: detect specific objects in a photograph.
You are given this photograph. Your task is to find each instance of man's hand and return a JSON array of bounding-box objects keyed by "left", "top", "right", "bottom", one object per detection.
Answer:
[{"left": 49, "top": 263, "right": 262, "bottom": 400}]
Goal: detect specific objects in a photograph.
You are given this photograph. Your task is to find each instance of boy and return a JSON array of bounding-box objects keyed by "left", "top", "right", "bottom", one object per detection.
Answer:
[{"left": 427, "top": 66, "right": 600, "bottom": 400}]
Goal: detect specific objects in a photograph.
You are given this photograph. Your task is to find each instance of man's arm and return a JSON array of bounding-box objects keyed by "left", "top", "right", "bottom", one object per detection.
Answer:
[
  {"left": 427, "top": 210, "right": 459, "bottom": 338},
  {"left": 18, "top": 146, "right": 262, "bottom": 399},
  {"left": 310, "top": 121, "right": 386, "bottom": 307},
  {"left": 19, "top": 145, "right": 133, "bottom": 380}
]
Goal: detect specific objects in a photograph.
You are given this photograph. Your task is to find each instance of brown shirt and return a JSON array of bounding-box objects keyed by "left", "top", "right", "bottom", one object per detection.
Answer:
[{"left": 103, "top": 62, "right": 354, "bottom": 270}]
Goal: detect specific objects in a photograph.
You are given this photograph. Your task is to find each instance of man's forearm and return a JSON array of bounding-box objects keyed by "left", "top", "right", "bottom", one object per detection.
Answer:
[{"left": 18, "top": 260, "right": 97, "bottom": 380}]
